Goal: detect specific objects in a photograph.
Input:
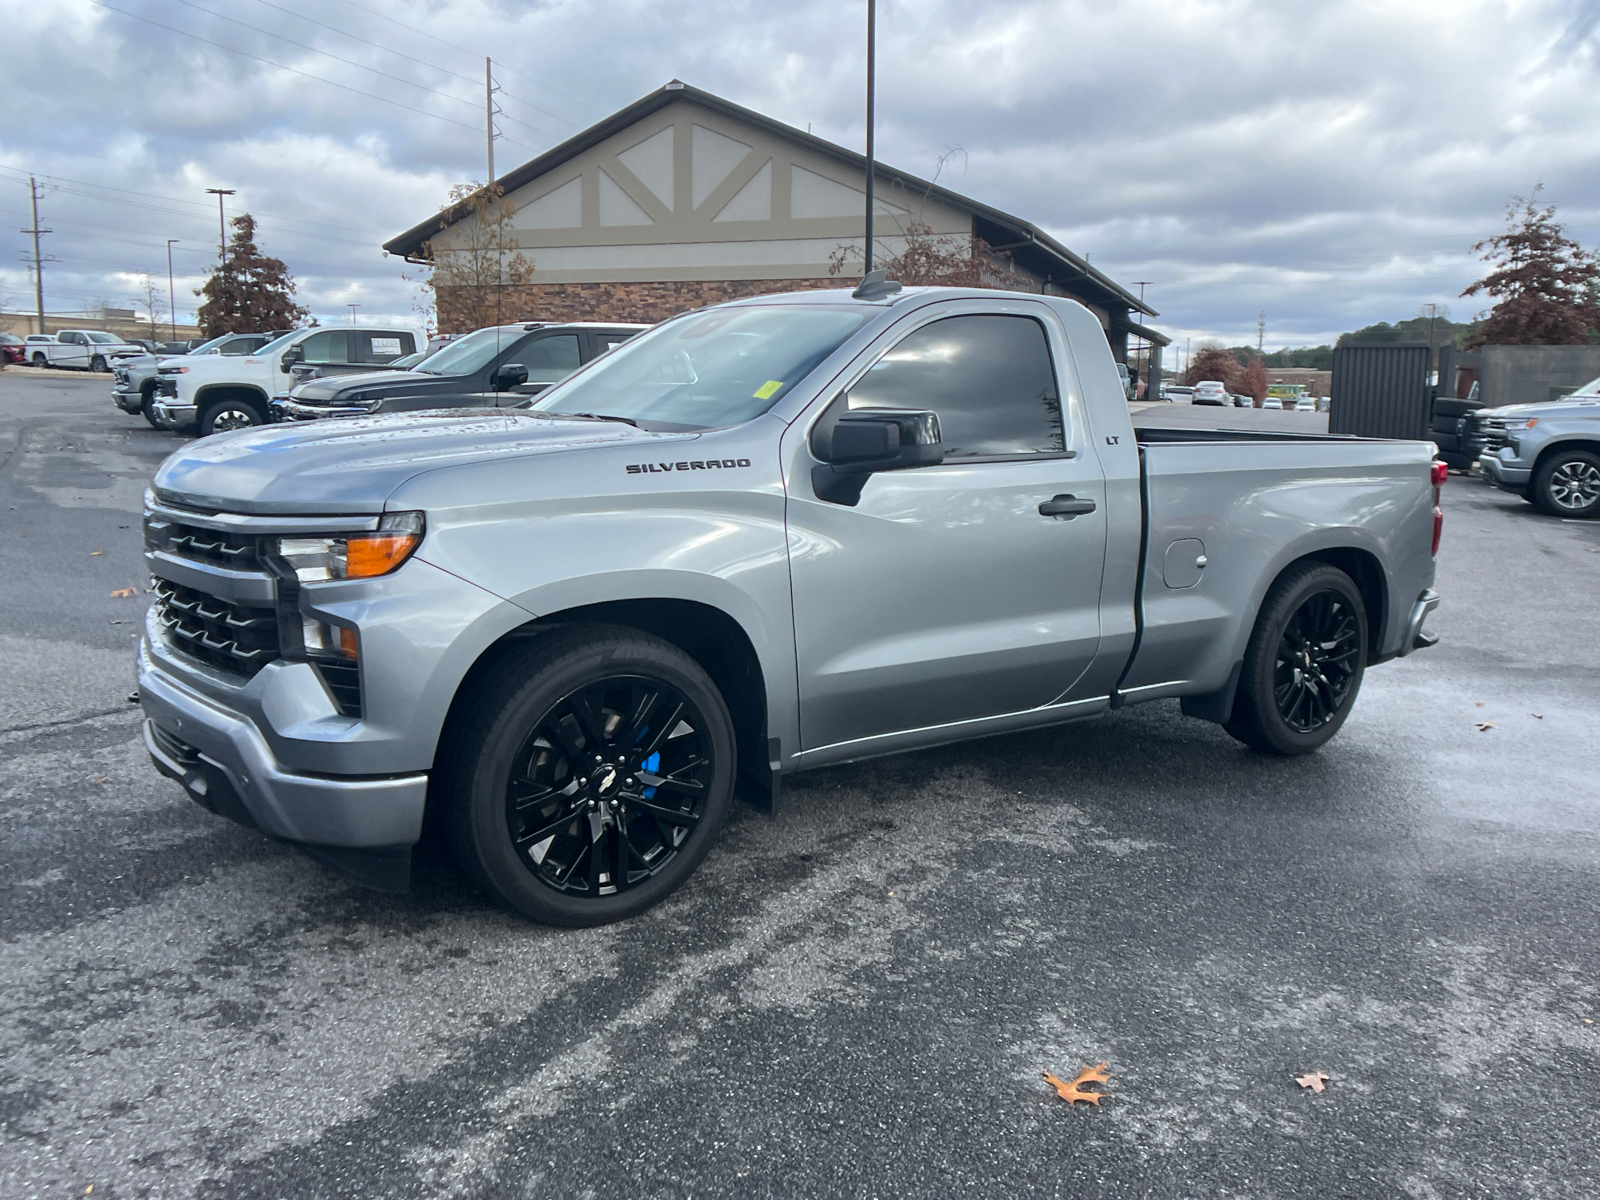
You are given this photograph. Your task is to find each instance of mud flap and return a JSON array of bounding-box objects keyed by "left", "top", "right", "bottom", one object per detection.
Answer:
[{"left": 1181, "top": 660, "right": 1244, "bottom": 726}]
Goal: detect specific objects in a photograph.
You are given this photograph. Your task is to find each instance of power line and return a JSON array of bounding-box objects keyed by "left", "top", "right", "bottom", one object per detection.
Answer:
[
  {"left": 88, "top": 0, "right": 536, "bottom": 153},
  {"left": 244, "top": 0, "right": 579, "bottom": 133},
  {"left": 166, "top": 0, "right": 562, "bottom": 141}
]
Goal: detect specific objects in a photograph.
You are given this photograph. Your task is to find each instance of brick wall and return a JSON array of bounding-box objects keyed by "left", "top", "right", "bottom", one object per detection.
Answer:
[{"left": 437, "top": 278, "right": 843, "bottom": 332}]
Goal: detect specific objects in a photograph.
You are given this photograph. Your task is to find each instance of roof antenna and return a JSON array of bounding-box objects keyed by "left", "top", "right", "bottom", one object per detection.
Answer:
[{"left": 852, "top": 268, "right": 902, "bottom": 301}]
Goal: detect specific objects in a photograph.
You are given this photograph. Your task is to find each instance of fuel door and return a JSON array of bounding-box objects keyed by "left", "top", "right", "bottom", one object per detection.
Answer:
[{"left": 1162, "top": 538, "right": 1207, "bottom": 589}]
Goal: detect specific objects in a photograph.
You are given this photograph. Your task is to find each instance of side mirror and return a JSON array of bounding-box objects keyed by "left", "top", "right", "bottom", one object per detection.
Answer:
[
  {"left": 495, "top": 362, "right": 530, "bottom": 391},
  {"left": 279, "top": 345, "right": 304, "bottom": 373},
  {"left": 810, "top": 405, "right": 943, "bottom": 505}
]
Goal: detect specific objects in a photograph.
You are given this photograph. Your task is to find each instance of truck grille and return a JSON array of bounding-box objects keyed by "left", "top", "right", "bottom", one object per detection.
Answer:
[
  {"left": 1482, "top": 419, "right": 1510, "bottom": 453},
  {"left": 161, "top": 522, "right": 261, "bottom": 569},
  {"left": 153, "top": 578, "right": 279, "bottom": 677},
  {"left": 155, "top": 378, "right": 178, "bottom": 397}
]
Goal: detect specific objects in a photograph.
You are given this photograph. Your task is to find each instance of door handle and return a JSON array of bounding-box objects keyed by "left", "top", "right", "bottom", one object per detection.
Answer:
[{"left": 1038, "top": 495, "right": 1097, "bottom": 518}]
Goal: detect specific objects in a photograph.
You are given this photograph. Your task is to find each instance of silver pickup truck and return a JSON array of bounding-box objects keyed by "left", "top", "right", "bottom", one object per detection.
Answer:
[{"left": 136, "top": 283, "right": 1445, "bottom": 926}]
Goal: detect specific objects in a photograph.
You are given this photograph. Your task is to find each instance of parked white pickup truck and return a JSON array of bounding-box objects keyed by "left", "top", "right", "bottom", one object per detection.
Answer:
[
  {"left": 27, "top": 329, "right": 144, "bottom": 371},
  {"left": 151, "top": 323, "right": 425, "bottom": 435}
]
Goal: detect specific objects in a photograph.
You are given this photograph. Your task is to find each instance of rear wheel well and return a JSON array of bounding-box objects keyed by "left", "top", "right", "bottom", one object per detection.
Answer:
[
  {"left": 440, "top": 598, "right": 770, "bottom": 792},
  {"left": 1295, "top": 547, "right": 1388, "bottom": 664}
]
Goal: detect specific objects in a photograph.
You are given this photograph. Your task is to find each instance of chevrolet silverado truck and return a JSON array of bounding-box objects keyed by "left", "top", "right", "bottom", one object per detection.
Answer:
[
  {"left": 113, "top": 331, "right": 290, "bottom": 427},
  {"left": 137, "top": 280, "right": 1445, "bottom": 926},
  {"left": 1476, "top": 376, "right": 1600, "bottom": 518},
  {"left": 151, "top": 324, "right": 424, "bottom": 434},
  {"left": 28, "top": 329, "right": 144, "bottom": 371},
  {"left": 270, "top": 322, "right": 647, "bottom": 422}
]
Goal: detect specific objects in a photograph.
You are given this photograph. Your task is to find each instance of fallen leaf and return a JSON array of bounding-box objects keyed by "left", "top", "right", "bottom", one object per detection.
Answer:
[
  {"left": 1295, "top": 1071, "right": 1329, "bottom": 1093},
  {"left": 1475, "top": 701, "right": 1484, "bottom": 707},
  {"left": 90, "top": 550, "right": 103, "bottom": 556},
  {"left": 1043, "top": 1062, "right": 1111, "bottom": 1106},
  {"left": 1584, "top": 1018, "right": 1594, "bottom": 1025},
  {"left": 110, "top": 587, "right": 137, "bottom": 598},
  {"left": 92, "top": 776, "right": 109, "bottom": 785},
  {"left": 1475, "top": 721, "right": 1497, "bottom": 732},
  {"left": 1531, "top": 713, "right": 1543, "bottom": 720}
]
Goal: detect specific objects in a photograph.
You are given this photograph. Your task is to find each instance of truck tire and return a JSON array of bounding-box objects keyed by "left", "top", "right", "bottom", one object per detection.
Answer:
[
  {"left": 1224, "top": 562, "right": 1367, "bottom": 756},
  {"left": 1530, "top": 449, "right": 1600, "bottom": 518},
  {"left": 89, "top": 354, "right": 108, "bottom": 373},
  {"left": 31, "top": 352, "right": 45, "bottom": 367},
  {"left": 140, "top": 383, "right": 162, "bottom": 428},
  {"left": 198, "top": 397, "right": 266, "bottom": 435},
  {"left": 442, "top": 625, "right": 736, "bottom": 926}
]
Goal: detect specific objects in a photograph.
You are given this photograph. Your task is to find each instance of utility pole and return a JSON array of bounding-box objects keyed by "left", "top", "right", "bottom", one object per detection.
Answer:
[
  {"left": 1425, "top": 302, "right": 1438, "bottom": 383},
  {"left": 1132, "top": 282, "right": 1151, "bottom": 325},
  {"left": 348, "top": 304, "right": 360, "bottom": 325},
  {"left": 205, "top": 188, "right": 235, "bottom": 261},
  {"left": 863, "top": 0, "right": 876, "bottom": 276},
  {"left": 486, "top": 57, "right": 497, "bottom": 188},
  {"left": 22, "top": 176, "right": 51, "bottom": 334},
  {"left": 166, "top": 239, "right": 179, "bottom": 340},
  {"left": 1257, "top": 311, "right": 1266, "bottom": 353}
]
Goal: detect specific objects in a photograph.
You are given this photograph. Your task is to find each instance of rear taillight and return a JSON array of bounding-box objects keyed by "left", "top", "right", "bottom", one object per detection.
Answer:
[
  {"left": 1430, "top": 460, "right": 1445, "bottom": 556},
  {"left": 1431, "top": 461, "right": 1449, "bottom": 488}
]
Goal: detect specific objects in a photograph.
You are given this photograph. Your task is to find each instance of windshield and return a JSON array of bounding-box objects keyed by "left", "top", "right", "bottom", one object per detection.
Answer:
[
  {"left": 533, "top": 305, "right": 868, "bottom": 429},
  {"left": 1571, "top": 375, "right": 1600, "bottom": 397},
  {"left": 254, "top": 330, "right": 303, "bottom": 358},
  {"left": 186, "top": 334, "right": 234, "bottom": 356},
  {"left": 415, "top": 326, "right": 523, "bottom": 375},
  {"left": 86, "top": 331, "right": 122, "bottom": 344}
]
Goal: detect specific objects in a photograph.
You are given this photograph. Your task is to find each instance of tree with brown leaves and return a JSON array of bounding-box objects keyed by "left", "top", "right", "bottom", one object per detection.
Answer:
[
  {"left": 194, "top": 214, "right": 308, "bottom": 339},
  {"left": 1240, "top": 356, "right": 1270, "bottom": 405},
  {"left": 1461, "top": 190, "right": 1600, "bottom": 348},
  {"left": 1183, "top": 346, "right": 1243, "bottom": 390}
]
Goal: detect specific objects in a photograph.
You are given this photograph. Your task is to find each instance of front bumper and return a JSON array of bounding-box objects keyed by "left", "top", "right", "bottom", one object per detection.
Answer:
[
  {"left": 1479, "top": 448, "right": 1531, "bottom": 490},
  {"left": 139, "top": 641, "right": 428, "bottom": 848},
  {"left": 270, "top": 396, "right": 372, "bottom": 422},
  {"left": 112, "top": 386, "right": 143, "bottom": 413},
  {"left": 151, "top": 398, "right": 197, "bottom": 428}
]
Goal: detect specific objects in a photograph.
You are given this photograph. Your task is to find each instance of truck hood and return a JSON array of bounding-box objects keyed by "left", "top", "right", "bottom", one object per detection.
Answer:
[
  {"left": 290, "top": 369, "right": 442, "bottom": 401},
  {"left": 1484, "top": 398, "right": 1600, "bottom": 419},
  {"left": 152, "top": 409, "right": 692, "bottom": 514}
]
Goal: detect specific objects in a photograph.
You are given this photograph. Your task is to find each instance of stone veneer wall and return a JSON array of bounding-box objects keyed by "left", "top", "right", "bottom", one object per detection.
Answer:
[{"left": 436, "top": 278, "right": 843, "bottom": 332}]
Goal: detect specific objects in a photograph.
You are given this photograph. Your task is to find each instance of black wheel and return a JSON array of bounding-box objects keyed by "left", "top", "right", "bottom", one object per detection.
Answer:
[
  {"left": 89, "top": 354, "right": 108, "bottom": 373},
  {"left": 443, "top": 626, "right": 735, "bottom": 926},
  {"left": 1225, "top": 563, "right": 1367, "bottom": 755},
  {"left": 198, "top": 397, "right": 265, "bottom": 435},
  {"left": 1530, "top": 449, "right": 1600, "bottom": 518},
  {"left": 140, "top": 384, "right": 162, "bottom": 429},
  {"left": 31, "top": 352, "right": 46, "bottom": 367}
]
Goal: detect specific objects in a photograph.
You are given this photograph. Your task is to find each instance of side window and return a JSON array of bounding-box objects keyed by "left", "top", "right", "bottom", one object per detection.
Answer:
[
  {"left": 357, "top": 332, "right": 414, "bottom": 363},
  {"left": 597, "top": 332, "right": 636, "bottom": 354},
  {"left": 219, "top": 338, "right": 256, "bottom": 355},
  {"left": 299, "top": 330, "right": 349, "bottom": 364},
  {"left": 520, "top": 334, "right": 581, "bottom": 384},
  {"left": 847, "top": 314, "right": 1064, "bottom": 458},
  {"left": 61, "top": 332, "right": 84, "bottom": 345}
]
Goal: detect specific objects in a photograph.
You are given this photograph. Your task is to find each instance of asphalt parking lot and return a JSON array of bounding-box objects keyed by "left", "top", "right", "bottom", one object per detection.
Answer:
[{"left": 3, "top": 368, "right": 1598, "bottom": 1199}]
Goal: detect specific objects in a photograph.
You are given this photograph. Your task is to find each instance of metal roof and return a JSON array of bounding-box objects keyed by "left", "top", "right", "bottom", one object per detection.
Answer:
[{"left": 383, "top": 81, "right": 1161, "bottom": 328}]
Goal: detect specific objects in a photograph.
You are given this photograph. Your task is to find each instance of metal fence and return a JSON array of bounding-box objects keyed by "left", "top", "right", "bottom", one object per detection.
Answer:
[{"left": 1329, "top": 344, "right": 1433, "bottom": 440}]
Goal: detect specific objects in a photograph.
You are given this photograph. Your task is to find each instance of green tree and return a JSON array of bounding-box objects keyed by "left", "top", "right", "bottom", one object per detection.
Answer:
[
  {"left": 195, "top": 214, "right": 308, "bottom": 338},
  {"left": 1461, "top": 190, "right": 1600, "bottom": 347}
]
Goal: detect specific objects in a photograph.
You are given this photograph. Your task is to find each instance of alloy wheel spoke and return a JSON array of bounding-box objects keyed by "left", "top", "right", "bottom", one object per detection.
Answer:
[
  {"left": 515, "top": 805, "right": 583, "bottom": 846},
  {"left": 627, "top": 797, "right": 700, "bottom": 827},
  {"left": 637, "top": 701, "right": 686, "bottom": 757}
]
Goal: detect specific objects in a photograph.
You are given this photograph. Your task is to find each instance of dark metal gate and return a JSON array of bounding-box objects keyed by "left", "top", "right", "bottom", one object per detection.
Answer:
[{"left": 1329, "top": 344, "right": 1433, "bottom": 440}]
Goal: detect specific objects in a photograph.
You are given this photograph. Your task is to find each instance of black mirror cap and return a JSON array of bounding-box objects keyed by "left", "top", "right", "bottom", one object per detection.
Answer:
[
  {"left": 811, "top": 407, "right": 943, "bottom": 505},
  {"left": 495, "top": 362, "right": 530, "bottom": 390}
]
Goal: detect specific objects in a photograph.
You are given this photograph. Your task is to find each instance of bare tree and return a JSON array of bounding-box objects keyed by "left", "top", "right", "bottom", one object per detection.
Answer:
[
  {"left": 420, "top": 183, "right": 535, "bottom": 333},
  {"left": 828, "top": 223, "right": 1030, "bottom": 289},
  {"left": 133, "top": 273, "right": 167, "bottom": 342}
]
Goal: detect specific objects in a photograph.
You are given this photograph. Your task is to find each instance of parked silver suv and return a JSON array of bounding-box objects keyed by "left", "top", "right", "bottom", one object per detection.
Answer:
[{"left": 1477, "top": 375, "right": 1600, "bottom": 518}]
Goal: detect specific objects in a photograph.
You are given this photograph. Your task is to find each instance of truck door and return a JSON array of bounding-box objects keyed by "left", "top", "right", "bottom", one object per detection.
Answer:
[
  {"left": 56, "top": 331, "right": 88, "bottom": 368},
  {"left": 785, "top": 304, "right": 1109, "bottom": 751}
]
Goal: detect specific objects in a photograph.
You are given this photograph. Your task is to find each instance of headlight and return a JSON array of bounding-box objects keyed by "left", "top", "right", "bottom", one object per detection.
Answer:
[
  {"left": 272, "top": 512, "right": 425, "bottom": 582},
  {"left": 1502, "top": 418, "right": 1538, "bottom": 429}
]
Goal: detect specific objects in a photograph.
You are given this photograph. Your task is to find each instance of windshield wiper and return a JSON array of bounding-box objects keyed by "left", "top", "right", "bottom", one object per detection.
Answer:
[{"left": 539, "top": 410, "right": 639, "bottom": 428}]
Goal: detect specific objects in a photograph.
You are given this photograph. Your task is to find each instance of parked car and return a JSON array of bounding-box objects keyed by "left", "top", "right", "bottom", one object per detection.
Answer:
[
  {"left": 1162, "top": 384, "right": 1194, "bottom": 402},
  {"left": 1477, "top": 377, "right": 1600, "bottom": 517},
  {"left": 272, "top": 322, "right": 646, "bottom": 423},
  {"left": 1231, "top": 393, "right": 1252, "bottom": 407},
  {"left": 1191, "top": 380, "right": 1229, "bottom": 406},
  {"left": 1262, "top": 397, "right": 1283, "bottom": 410},
  {"left": 150, "top": 323, "right": 426, "bottom": 434},
  {"left": 1294, "top": 398, "right": 1316, "bottom": 412},
  {"left": 114, "top": 331, "right": 290, "bottom": 427},
  {"left": 0, "top": 332, "right": 25, "bottom": 365},
  {"left": 136, "top": 283, "right": 1444, "bottom": 920},
  {"left": 26, "top": 329, "right": 143, "bottom": 371}
]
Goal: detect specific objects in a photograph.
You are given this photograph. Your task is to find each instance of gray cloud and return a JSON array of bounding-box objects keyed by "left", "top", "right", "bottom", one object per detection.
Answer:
[{"left": 2, "top": 0, "right": 1597, "bottom": 349}]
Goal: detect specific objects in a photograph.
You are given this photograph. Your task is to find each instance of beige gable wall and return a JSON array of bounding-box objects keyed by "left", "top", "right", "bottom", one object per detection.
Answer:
[{"left": 428, "top": 99, "right": 974, "bottom": 285}]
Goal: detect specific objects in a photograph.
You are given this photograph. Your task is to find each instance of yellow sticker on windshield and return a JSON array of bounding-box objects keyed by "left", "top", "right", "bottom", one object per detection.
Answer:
[{"left": 753, "top": 380, "right": 784, "bottom": 400}]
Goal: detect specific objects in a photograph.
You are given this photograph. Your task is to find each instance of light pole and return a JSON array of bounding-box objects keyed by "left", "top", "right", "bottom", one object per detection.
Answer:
[
  {"left": 1425, "top": 303, "right": 1438, "bottom": 384},
  {"left": 165, "top": 239, "right": 179, "bottom": 341},
  {"left": 205, "top": 188, "right": 235, "bottom": 261},
  {"left": 863, "top": 0, "right": 876, "bottom": 277},
  {"left": 348, "top": 304, "right": 360, "bottom": 325}
]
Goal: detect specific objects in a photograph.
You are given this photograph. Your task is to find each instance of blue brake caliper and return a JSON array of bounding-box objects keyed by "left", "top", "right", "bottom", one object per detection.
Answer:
[{"left": 640, "top": 752, "right": 659, "bottom": 799}]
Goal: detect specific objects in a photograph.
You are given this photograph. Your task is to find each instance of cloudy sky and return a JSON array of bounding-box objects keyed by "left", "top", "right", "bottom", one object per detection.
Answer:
[{"left": 3, "top": 0, "right": 1598, "bottom": 349}]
